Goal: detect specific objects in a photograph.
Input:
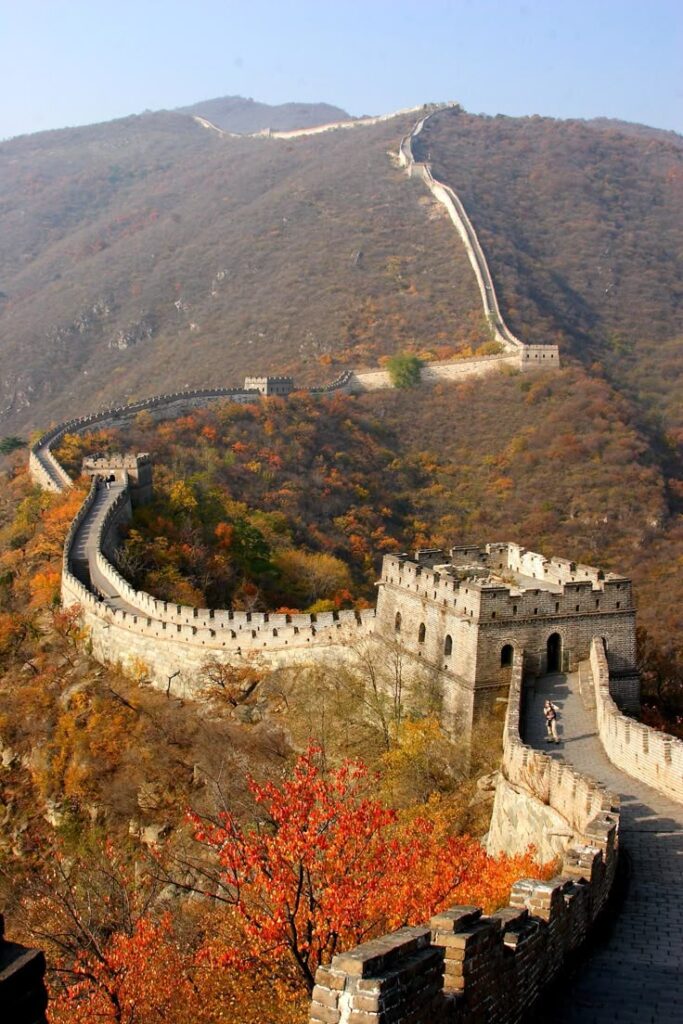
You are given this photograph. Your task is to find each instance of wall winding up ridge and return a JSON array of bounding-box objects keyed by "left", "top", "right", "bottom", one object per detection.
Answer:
[
  {"left": 398, "top": 108, "right": 560, "bottom": 371},
  {"left": 193, "top": 101, "right": 559, "bottom": 373},
  {"left": 24, "top": 107, "right": 639, "bottom": 1022}
]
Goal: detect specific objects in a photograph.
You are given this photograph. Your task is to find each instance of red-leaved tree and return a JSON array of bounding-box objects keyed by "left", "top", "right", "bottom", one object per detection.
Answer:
[{"left": 190, "top": 745, "right": 542, "bottom": 991}]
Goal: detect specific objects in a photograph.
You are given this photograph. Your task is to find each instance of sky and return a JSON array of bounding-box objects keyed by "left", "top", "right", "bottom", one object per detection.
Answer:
[{"left": 0, "top": 0, "right": 681, "bottom": 140}]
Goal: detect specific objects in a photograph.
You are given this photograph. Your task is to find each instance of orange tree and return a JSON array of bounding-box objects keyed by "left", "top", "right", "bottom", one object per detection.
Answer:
[{"left": 189, "top": 745, "right": 542, "bottom": 992}]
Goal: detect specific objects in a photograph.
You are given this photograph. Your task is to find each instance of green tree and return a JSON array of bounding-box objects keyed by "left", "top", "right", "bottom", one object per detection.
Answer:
[
  {"left": 0, "top": 435, "right": 26, "bottom": 456},
  {"left": 387, "top": 353, "right": 422, "bottom": 389}
]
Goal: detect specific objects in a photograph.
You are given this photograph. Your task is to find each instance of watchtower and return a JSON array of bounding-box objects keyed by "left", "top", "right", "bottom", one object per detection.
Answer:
[
  {"left": 243, "top": 375, "right": 295, "bottom": 397},
  {"left": 375, "top": 542, "right": 638, "bottom": 730},
  {"left": 82, "top": 453, "right": 153, "bottom": 506}
]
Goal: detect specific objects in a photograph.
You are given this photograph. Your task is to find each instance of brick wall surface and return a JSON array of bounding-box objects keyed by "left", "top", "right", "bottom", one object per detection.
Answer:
[{"left": 592, "top": 638, "right": 683, "bottom": 801}]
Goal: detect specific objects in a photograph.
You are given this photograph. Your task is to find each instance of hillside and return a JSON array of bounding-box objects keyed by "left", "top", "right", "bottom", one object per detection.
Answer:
[
  {"left": 50, "top": 370, "right": 679, "bottom": 649},
  {"left": 0, "top": 108, "right": 485, "bottom": 434},
  {"left": 3, "top": 101, "right": 682, "bottom": 442}
]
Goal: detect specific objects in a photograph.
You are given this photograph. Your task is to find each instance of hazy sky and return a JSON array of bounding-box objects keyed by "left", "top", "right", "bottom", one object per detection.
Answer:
[{"left": 0, "top": 0, "right": 681, "bottom": 139}]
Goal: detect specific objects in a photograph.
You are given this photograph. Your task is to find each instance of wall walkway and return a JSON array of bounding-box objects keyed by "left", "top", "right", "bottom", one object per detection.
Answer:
[
  {"left": 522, "top": 663, "right": 683, "bottom": 1022},
  {"left": 309, "top": 636, "right": 683, "bottom": 1023}
]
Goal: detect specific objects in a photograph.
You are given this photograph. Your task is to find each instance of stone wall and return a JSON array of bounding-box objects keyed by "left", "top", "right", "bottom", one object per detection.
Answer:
[
  {"left": 348, "top": 353, "right": 519, "bottom": 393},
  {"left": 591, "top": 637, "right": 683, "bottom": 801},
  {"left": 56, "top": 478, "right": 377, "bottom": 694},
  {"left": 309, "top": 650, "right": 619, "bottom": 1024}
]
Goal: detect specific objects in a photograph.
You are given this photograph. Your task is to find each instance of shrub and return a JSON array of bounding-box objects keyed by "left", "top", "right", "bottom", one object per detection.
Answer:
[{"left": 387, "top": 353, "right": 422, "bottom": 389}]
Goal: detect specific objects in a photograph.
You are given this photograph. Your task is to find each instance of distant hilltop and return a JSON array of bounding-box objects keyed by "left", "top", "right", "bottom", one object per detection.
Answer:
[{"left": 174, "top": 94, "right": 351, "bottom": 134}]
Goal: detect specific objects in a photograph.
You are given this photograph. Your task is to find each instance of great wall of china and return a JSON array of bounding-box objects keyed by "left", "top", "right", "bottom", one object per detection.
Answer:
[{"left": 16, "top": 107, "right": 683, "bottom": 1024}]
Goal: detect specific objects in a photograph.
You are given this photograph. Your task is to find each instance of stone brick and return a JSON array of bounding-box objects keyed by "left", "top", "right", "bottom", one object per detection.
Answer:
[
  {"left": 311, "top": 985, "right": 340, "bottom": 1009},
  {"left": 309, "top": 1000, "right": 341, "bottom": 1024}
]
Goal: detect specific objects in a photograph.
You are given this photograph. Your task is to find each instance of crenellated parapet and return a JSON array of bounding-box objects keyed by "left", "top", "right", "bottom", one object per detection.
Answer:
[{"left": 591, "top": 638, "right": 683, "bottom": 799}]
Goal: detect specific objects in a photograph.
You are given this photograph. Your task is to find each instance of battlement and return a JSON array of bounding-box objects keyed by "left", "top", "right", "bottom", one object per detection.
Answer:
[
  {"left": 380, "top": 545, "right": 633, "bottom": 624},
  {"left": 83, "top": 453, "right": 151, "bottom": 470}
]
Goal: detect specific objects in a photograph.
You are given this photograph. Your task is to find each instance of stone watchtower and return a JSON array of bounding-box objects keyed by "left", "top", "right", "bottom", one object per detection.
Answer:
[
  {"left": 243, "top": 376, "right": 294, "bottom": 397},
  {"left": 82, "top": 453, "right": 153, "bottom": 506},
  {"left": 374, "top": 542, "right": 638, "bottom": 730}
]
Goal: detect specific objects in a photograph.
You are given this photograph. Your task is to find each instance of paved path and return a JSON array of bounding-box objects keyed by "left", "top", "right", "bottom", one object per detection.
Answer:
[{"left": 523, "top": 671, "right": 683, "bottom": 1022}]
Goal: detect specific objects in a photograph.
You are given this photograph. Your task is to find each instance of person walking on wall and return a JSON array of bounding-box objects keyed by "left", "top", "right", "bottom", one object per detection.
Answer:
[{"left": 544, "top": 699, "right": 560, "bottom": 743}]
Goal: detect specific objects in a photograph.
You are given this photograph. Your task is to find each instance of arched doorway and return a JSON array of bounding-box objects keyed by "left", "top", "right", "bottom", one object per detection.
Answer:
[
  {"left": 500, "top": 644, "right": 514, "bottom": 667},
  {"left": 547, "top": 633, "right": 562, "bottom": 673},
  {"left": 444, "top": 635, "right": 453, "bottom": 657}
]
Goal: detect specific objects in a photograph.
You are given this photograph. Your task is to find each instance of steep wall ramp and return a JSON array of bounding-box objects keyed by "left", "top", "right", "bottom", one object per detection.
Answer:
[
  {"left": 399, "top": 108, "right": 559, "bottom": 370},
  {"left": 193, "top": 99, "right": 558, "bottom": 369},
  {"left": 310, "top": 649, "right": 619, "bottom": 1024}
]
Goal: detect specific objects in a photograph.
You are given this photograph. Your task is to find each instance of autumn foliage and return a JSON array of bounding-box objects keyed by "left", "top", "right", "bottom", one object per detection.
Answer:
[{"left": 190, "top": 746, "right": 544, "bottom": 993}]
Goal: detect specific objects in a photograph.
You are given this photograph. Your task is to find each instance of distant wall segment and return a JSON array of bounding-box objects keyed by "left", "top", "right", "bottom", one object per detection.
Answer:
[{"left": 398, "top": 108, "right": 560, "bottom": 368}]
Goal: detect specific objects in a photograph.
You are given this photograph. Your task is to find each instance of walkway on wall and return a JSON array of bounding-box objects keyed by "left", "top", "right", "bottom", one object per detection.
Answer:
[
  {"left": 523, "top": 671, "right": 683, "bottom": 1022},
  {"left": 70, "top": 482, "right": 138, "bottom": 613}
]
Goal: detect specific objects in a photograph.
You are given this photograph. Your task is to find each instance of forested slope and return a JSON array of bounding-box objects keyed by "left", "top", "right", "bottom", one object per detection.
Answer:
[{"left": 0, "top": 110, "right": 485, "bottom": 433}]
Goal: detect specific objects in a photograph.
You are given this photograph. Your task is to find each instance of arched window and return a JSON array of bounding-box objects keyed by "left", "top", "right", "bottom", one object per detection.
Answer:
[
  {"left": 394, "top": 612, "right": 402, "bottom": 633},
  {"left": 501, "top": 644, "right": 514, "bottom": 667},
  {"left": 418, "top": 623, "right": 426, "bottom": 644},
  {"left": 444, "top": 635, "right": 453, "bottom": 657}
]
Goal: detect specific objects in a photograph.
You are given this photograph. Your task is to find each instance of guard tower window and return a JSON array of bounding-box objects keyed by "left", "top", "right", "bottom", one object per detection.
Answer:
[
  {"left": 418, "top": 623, "right": 426, "bottom": 644},
  {"left": 394, "top": 612, "right": 401, "bottom": 633},
  {"left": 444, "top": 635, "right": 453, "bottom": 656},
  {"left": 501, "top": 644, "right": 513, "bottom": 667}
]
